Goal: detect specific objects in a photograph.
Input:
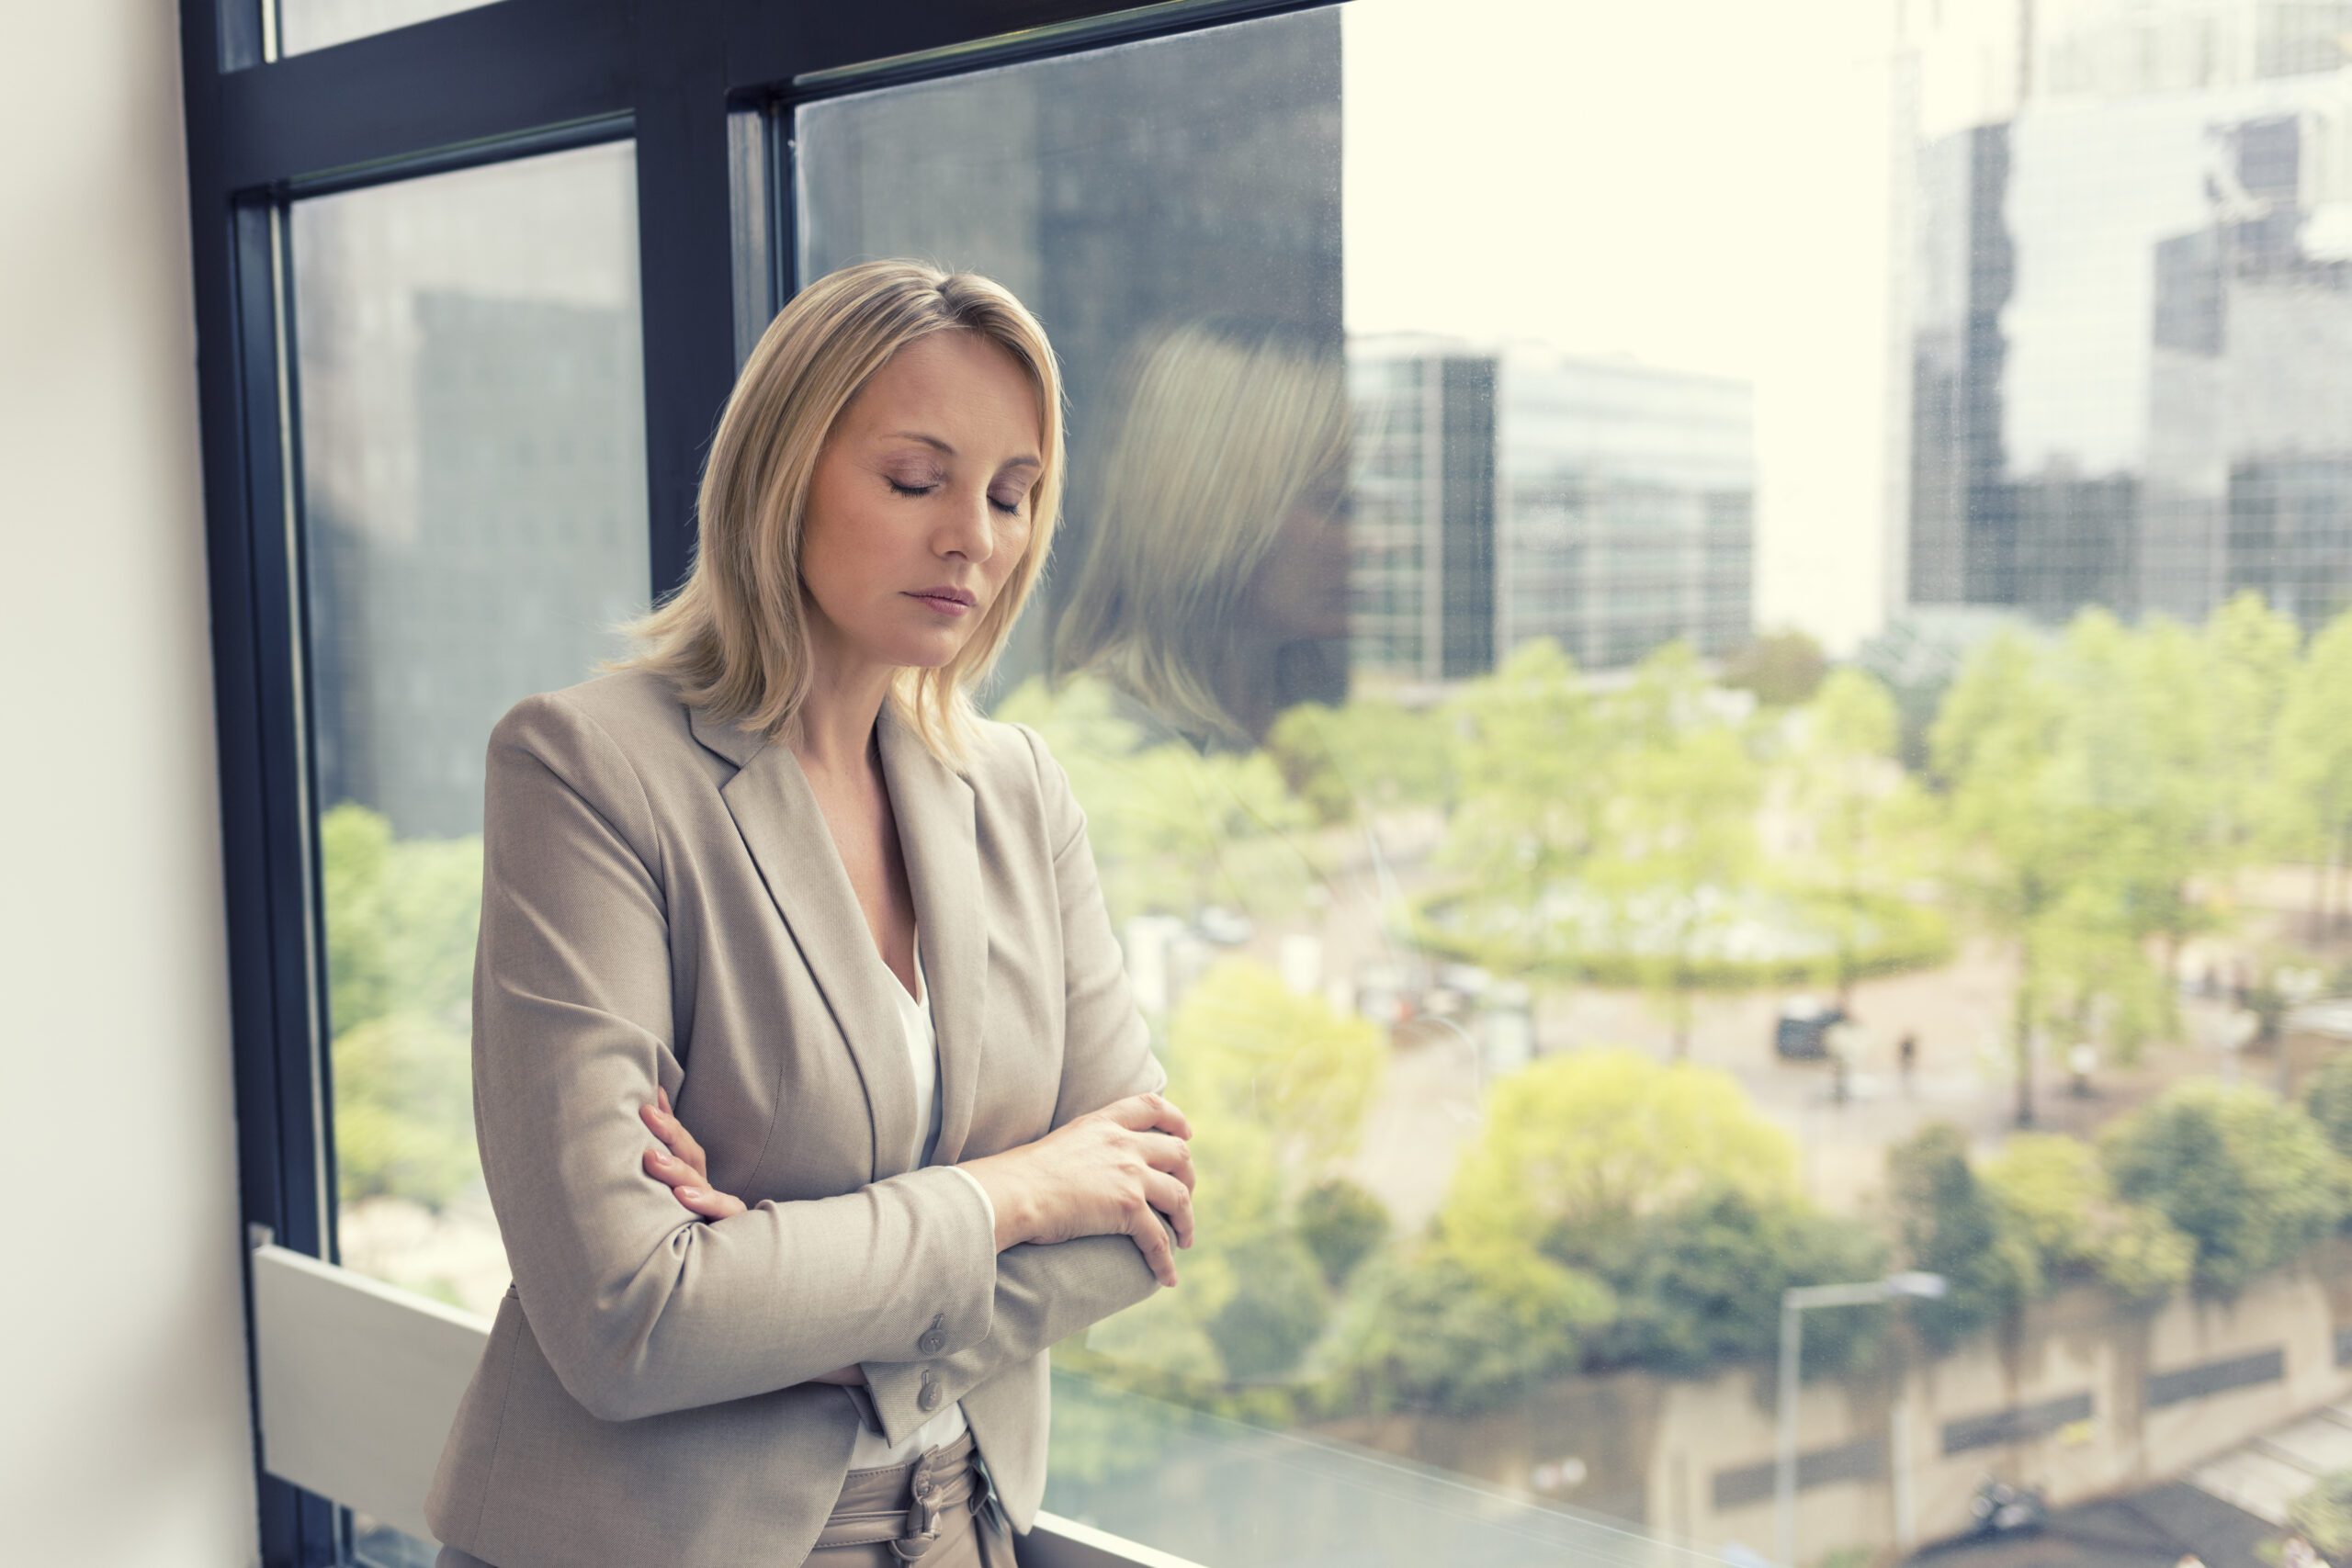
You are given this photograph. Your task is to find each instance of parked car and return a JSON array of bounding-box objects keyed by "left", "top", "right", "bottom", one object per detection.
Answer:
[{"left": 1774, "top": 997, "right": 1848, "bottom": 1060}]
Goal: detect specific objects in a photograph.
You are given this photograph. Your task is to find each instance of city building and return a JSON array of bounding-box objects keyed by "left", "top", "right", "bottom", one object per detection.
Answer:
[
  {"left": 1898, "top": 0, "right": 2352, "bottom": 629},
  {"left": 1350, "top": 333, "right": 1756, "bottom": 681}
]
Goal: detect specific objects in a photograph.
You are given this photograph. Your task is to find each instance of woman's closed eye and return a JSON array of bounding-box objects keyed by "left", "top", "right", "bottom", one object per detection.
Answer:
[{"left": 885, "top": 477, "right": 1023, "bottom": 515}]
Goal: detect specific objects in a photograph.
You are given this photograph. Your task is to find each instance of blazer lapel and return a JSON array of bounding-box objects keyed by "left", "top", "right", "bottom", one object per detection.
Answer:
[
  {"left": 875, "top": 702, "right": 989, "bottom": 1168},
  {"left": 687, "top": 697, "right": 989, "bottom": 1179}
]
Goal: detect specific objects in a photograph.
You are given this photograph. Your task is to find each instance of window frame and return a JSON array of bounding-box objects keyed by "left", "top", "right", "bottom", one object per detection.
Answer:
[{"left": 178, "top": 2, "right": 1328, "bottom": 1562}]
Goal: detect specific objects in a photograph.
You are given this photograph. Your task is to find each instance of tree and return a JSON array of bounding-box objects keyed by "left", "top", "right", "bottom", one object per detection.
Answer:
[
  {"left": 1978, "top": 1133, "right": 2192, "bottom": 1303},
  {"left": 1295, "top": 1177, "right": 1391, "bottom": 1289},
  {"left": 320, "top": 800, "right": 483, "bottom": 1039},
  {"left": 2099, "top": 1081, "right": 2349, "bottom": 1295},
  {"left": 2202, "top": 592, "right": 2301, "bottom": 873},
  {"left": 1165, "top": 957, "right": 1385, "bottom": 1183},
  {"left": 998, "top": 671, "right": 1321, "bottom": 930},
  {"left": 1329, "top": 1234, "right": 1612, "bottom": 1415},
  {"left": 1264, "top": 694, "right": 1453, "bottom": 827},
  {"left": 2044, "top": 611, "right": 2211, "bottom": 1023},
  {"left": 2302, "top": 1051, "right": 2352, "bottom": 1158},
  {"left": 334, "top": 1011, "right": 478, "bottom": 1211},
  {"left": 1582, "top": 1186, "right": 1891, "bottom": 1377},
  {"left": 1887, "top": 1123, "right": 2042, "bottom": 1348},
  {"left": 1781, "top": 666, "right": 1938, "bottom": 1008},
  {"left": 1589, "top": 643, "right": 1763, "bottom": 1054},
  {"left": 1438, "top": 1047, "right": 1799, "bottom": 1267},
  {"left": 1929, "top": 630, "right": 2082, "bottom": 1125},
  {"left": 318, "top": 801, "right": 486, "bottom": 1213},
  {"left": 1436, "top": 637, "right": 1612, "bottom": 967},
  {"left": 2272, "top": 610, "right": 2352, "bottom": 941},
  {"left": 1083, "top": 960, "right": 1385, "bottom": 1391}
]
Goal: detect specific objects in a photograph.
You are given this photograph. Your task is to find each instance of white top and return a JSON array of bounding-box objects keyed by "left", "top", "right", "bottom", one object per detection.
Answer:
[{"left": 843, "top": 922, "right": 998, "bottom": 1466}]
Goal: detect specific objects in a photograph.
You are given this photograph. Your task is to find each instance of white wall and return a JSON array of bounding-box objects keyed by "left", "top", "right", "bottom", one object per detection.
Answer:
[{"left": 1, "top": 2, "right": 260, "bottom": 1563}]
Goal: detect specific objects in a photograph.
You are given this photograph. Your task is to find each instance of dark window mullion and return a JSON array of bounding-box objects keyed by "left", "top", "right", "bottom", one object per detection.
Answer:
[
  {"left": 634, "top": 5, "right": 739, "bottom": 600},
  {"left": 216, "top": 0, "right": 635, "bottom": 192}
]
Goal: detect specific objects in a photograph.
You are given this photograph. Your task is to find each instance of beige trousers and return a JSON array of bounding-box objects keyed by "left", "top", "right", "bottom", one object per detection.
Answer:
[{"left": 433, "top": 1425, "right": 1021, "bottom": 1567}]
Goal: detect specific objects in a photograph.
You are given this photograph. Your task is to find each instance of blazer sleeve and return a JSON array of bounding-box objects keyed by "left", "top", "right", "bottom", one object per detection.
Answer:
[
  {"left": 472, "top": 692, "right": 999, "bottom": 1424},
  {"left": 858, "top": 720, "right": 1174, "bottom": 1448}
]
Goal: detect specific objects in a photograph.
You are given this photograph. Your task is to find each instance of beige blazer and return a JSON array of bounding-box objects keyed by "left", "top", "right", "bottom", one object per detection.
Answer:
[{"left": 423, "top": 667, "right": 1171, "bottom": 1568}]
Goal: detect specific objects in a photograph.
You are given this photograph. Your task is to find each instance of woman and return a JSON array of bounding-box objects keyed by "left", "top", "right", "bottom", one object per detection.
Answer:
[{"left": 423, "top": 259, "right": 1198, "bottom": 1568}]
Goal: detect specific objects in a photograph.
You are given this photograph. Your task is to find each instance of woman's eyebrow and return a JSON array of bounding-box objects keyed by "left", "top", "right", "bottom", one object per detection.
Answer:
[{"left": 883, "top": 429, "right": 1042, "bottom": 471}]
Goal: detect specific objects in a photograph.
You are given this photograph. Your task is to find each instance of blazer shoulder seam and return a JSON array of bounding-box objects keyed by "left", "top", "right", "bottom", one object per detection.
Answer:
[{"left": 534, "top": 690, "right": 669, "bottom": 895}]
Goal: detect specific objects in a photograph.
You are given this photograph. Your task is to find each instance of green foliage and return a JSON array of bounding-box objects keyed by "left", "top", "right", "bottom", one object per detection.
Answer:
[
  {"left": 1978, "top": 1134, "right": 2192, "bottom": 1303},
  {"left": 319, "top": 800, "right": 485, "bottom": 1213},
  {"left": 1888, "top": 1123, "right": 2041, "bottom": 1348},
  {"left": 1439, "top": 1047, "right": 1799, "bottom": 1266},
  {"left": 1581, "top": 1186, "right": 1892, "bottom": 1378},
  {"left": 2289, "top": 1470, "right": 2352, "bottom": 1559},
  {"left": 1928, "top": 614, "right": 2219, "bottom": 1118},
  {"left": 334, "top": 1010, "right": 477, "bottom": 1211},
  {"left": 1295, "top": 1177, "right": 1392, "bottom": 1289},
  {"left": 2271, "top": 613, "right": 2352, "bottom": 935},
  {"left": 320, "top": 800, "right": 482, "bottom": 1039},
  {"left": 2301, "top": 1053, "right": 2352, "bottom": 1159},
  {"left": 1327, "top": 1235, "right": 1613, "bottom": 1415},
  {"left": 2099, "top": 1081, "right": 2350, "bottom": 1296},
  {"left": 2204, "top": 592, "right": 2302, "bottom": 863},
  {"left": 1781, "top": 667, "right": 1942, "bottom": 1001},
  {"left": 1204, "top": 1230, "right": 1330, "bottom": 1382},
  {"left": 1264, "top": 696, "right": 1453, "bottom": 826},
  {"left": 998, "top": 671, "right": 1322, "bottom": 930},
  {"left": 1087, "top": 959, "right": 1381, "bottom": 1390},
  {"left": 1165, "top": 957, "right": 1386, "bottom": 1182},
  {"left": 1437, "top": 637, "right": 1610, "bottom": 966},
  {"left": 1589, "top": 644, "right": 1764, "bottom": 1050}
]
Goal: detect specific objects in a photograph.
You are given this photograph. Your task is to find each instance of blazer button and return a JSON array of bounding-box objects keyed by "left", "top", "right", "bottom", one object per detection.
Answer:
[
  {"left": 918, "top": 1370, "right": 943, "bottom": 1412},
  {"left": 918, "top": 1312, "right": 946, "bottom": 1355}
]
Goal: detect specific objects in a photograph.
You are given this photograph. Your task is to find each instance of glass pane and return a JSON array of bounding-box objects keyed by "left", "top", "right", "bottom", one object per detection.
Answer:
[
  {"left": 277, "top": 0, "right": 498, "bottom": 57},
  {"left": 800, "top": 3, "right": 2352, "bottom": 1566},
  {"left": 291, "top": 141, "right": 646, "bottom": 1317}
]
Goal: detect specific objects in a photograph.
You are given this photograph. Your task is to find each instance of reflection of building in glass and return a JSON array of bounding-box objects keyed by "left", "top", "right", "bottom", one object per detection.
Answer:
[
  {"left": 794, "top": 7, "right": 1344, "bottom": 701},
  {"left": 1350, "top": 333, "right": 1756, "bottom": 679},
  {"left": 308, "top": 290, "right": 645, "bottom": 838},
  {"left": 1900, "top": 1, "right": 2352, "bottom": 629}
]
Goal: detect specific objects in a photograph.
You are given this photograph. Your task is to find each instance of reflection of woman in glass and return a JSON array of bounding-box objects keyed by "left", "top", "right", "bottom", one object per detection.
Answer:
[
  {"left": 423, "top": 259, "right": 1194, "bottom": 1568},
  {"left": 1051, "top": 314, "right": 1352, "bottom": 754}
]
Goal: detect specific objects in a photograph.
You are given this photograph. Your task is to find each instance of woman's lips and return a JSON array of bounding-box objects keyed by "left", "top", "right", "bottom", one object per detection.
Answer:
[{"left": 905, "top": 591, "right": 973, "bottom": 616}]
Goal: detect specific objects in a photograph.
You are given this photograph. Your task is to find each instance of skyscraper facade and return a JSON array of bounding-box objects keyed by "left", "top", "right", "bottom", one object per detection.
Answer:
[
  {"left": 1351, "top": 333, "right": 1755, "bottom": 681},
  {"left": 1900, "top": 0, "right": 2352, "bottom": 629}
]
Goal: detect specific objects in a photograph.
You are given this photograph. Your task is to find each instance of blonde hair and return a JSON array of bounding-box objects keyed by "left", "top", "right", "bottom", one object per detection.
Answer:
[
  {"left": 598, "top": 257, "right": 1067, "bottom": 772},
  {"left": 1049, "top": 314, "right": 1349, "bottom": 749}
]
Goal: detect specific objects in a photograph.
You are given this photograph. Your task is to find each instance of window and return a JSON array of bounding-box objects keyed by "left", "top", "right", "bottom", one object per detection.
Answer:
[
  {"left": 276, "top": 0, "right": 498, "bottom": 57},
  {"left": 197, "top": 2, "right": 2352, "bottom": 1564},
  {"left": 289, "top": 141, "right": 647, "bottom": 1316}
]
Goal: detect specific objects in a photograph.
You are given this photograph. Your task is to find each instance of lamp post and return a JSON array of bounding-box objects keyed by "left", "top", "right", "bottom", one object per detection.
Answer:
[{"left": 1775, "top": 1271, "right": 1948, "bottom": 1568}]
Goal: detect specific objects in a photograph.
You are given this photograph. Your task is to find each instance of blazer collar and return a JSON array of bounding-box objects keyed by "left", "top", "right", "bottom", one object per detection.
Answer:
[{"left": 687, "top": 698, "right": 990, "bottom": 1182}]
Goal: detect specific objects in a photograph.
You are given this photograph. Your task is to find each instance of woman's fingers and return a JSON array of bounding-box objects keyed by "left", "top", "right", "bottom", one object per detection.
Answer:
[
  {"left": 1125, "top": 1195, "right": 1180, "bottom": 1287},
  {"left": 1139, "top": 1128, "right": 1195, "bottom": 1192},
  {"left": 643, "top": 1144, "right": 742, "bottom": 1214},
  {"left": 1101, "top": 1091, "right": 1191, "bottom": 1141},
  {"left": 640, "top": 1099, "right": 712, "bottom": 1185},
  {"left": 675, "top": 1184, "right": 745, "bottom": 1220},
  {"left": 1144, "top": 1168, "right": 1195, "bottom": 1248}
]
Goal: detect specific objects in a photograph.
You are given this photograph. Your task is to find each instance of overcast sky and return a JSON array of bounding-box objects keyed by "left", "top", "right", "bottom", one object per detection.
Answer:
[{"left": 1341, "top": 0, "right": 1904, "bottom": 654}]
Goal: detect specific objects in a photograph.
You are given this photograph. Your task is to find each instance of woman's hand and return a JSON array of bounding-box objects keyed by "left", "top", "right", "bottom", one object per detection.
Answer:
[
  {"left": 639, "top": 1089, "right": 866, "bottom": 1386},
  {"left": 959, "top": 1092, "right": 1196, "bottom": 1288},
  {"left": 639, "top": 1086, "right": 745, "bottom": 1221}
]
